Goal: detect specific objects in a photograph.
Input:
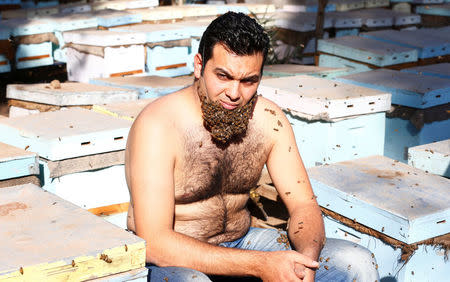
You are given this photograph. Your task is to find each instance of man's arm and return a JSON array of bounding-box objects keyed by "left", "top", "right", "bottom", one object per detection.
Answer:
[
  {"left": 126, "top": 100, "right": 318, "bottom": 281},
  {"left": 264, "top": 100, "right": 325, "bottom": 281}
]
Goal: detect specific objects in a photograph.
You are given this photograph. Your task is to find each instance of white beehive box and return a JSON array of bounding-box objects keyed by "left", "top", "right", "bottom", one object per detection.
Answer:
[
  {"left": 64, "top": 30, "right": 146, "bottom": 83},
  {"left": 0, "top": 142, "right": 39, "bottom": 188},
  {"left": 258, "top": 75, "right": 391, "bottom": 167}
]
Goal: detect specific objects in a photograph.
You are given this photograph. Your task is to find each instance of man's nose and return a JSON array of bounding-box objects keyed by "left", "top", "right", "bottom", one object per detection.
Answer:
[{"left": 225, "top": 80, "right": 240, "bottom": 101}]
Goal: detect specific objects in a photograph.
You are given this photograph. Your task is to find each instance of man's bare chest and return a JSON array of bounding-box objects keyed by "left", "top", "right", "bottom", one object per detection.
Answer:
[{"left": 174, "top": 130, "right": 268, "bottom": 204}]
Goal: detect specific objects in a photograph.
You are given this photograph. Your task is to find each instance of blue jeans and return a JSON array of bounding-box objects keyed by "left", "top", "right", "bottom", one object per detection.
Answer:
[{"left": 147, "top": 228, "right": 380, "bottom": 281}]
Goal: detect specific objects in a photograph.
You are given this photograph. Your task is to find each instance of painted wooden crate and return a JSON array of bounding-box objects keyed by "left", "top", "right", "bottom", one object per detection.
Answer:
[
  {"left": 0, "top": 27, "right": 10, "bottom": 72},
  {"left": 308, "top": 156, "right": 449, "bottom": 281},
  {"left": 91, "top": 0, "right": 158, "bottom": 11},
  {"left": 318, "top": 36, "right": 418, "bottom": 68},
  {"left": 64, "top": 30, "right": 146, "bottom": 83},
  {"left": 337, "top": 69, "right": 450, "bottom": 109},
  {"left": 90, "top": 9, "right": 143, "bottom": 28},
  {"left": 111, "top": 23, "right": 193, "bottom": 77},
  {"left": 0, "top": 142, "right": 39, "bottom": 188},
  {"left": 263, "top": 64, "right": 349, "bottom": 79},
  {"left": 93, "top": 98, "right": 156, "bottom": 121},
  {"left": 283, "top": 2, "right": 336, "bottom": 13},
  {"left": 258, "top": 75, "right": 390, "bottom": 167},
  {"left": 364, "top": 0, "right": 390, "bottom": 8},
  {"left": 318, "top": 53, "right": 374, "bottom": 76},
  {"left": 326, "top": 11, "right": 363, "bottom": 29},
  {"left": 275, "top": 12, "right": 333, "bottom": 32},
  {"left": 0, "top": 108, "right": 133, "bottom": 228},
  {"left": 0, "top": 183, "right": 146, "bottom": 281},
  {"left": 351, "top": 8, "right": 395, "bottom": 28},
  {"left": 401, "top": 63, "right": 450, "bottom": 79},
  {"left": 127, "top": 6, "right": 184, "bottom": 23},
  {"left": 416, "top": 3, "right": 450, "bottom": 16},
  {"left": 90, "top": 75, "right": 193, "bottom": 99},
  {"left": 58, "top": 2, "right": 92, "bottom": 14},
  {"left": 42, "top": 13, "right": 98, "bottom": 63},
  {"left": 408, "top": 139, "right": 450, "bottom": 177},
  {"left": 338, "top": 69, "right": 450, "bottom": 162},
  {"left": 2, "top": 18, "right": 54, "bottom": 69},
  {"left": 360, "top": 30, "right": 449, "bottom": 59},
  {"left": 329, "top": 0, "right": 365, "bottom": 12},
  {"left": 1, "top": 5, "right": 58, "bottom": 19},
  {"left": 6, "top": 82, "right": 138, "bottom": 117}
]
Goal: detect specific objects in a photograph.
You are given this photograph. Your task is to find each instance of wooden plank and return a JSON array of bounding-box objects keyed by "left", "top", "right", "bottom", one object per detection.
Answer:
[
  {"left": 408, "top": 139, "right": 450, "bottom": 177},
  {"left": 7, "top": 82, "right": 138, "bottom": 106},
  {"left": 88, "top": 202, "right": 129, "bottom": 216},
  {"left": 317, "top": 36, "right": 418, "bottom": 67},
  {"left": 0, "top": 175, "right": 40, "bottom": 189},
  {"left": 0, "top": 108, "right": 132, "bottom": 161},
  {"left": 0, "top": 184, "right": 145, "bottom": 280},
  {"left": 307, "top": 155, "right": 450, "bottom": 244},
  {"left": 46, "top": 150, "right": 125, "bottom": 178},
  {"left": 88, "top": 267, "right": 148, "bottom": 281},
  {"left": 258, "top": 75, "right": 391, "bottom": 119},
  {"left": 337, "top": 68, "right": 450, "bottom": 109}
]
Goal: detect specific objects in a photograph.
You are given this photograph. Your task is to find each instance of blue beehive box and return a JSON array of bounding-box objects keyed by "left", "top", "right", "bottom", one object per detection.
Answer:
[
  {"left": 0, "top": 142, "right": 39, "bottom": 187},
  {"left": 308, "top": 155, "right": 450, "bottom": 281},
  {"left": 361, "top": 30, "right": 449, "bottom": 59},
  {"left": 0, "top": 108, "right": 133, "bottom": 228},
  {"left": 338, "top": 69, "right": 450, "bottom": 162},
  {"left": 416, "top": 2, "right": 450, "bottom": 16},
  {"left": 318, "top": 36, "right": 418, "bottom": 68},
  {"left": 330, "top": 0, "right": 365, "bottom": 12},
  {"left": 2, "top": 18, "right": 54, "bottom": 69},
  {"left": 90, "top": 9, "right": 142, "bottom": 28},
  {"left": 89, "top": 75, "right": 193, "bottom": 99},
  {"left": 283, "top": 1, "right": 337, "bottom": 13},
  {"left": 0, "top": 26, "right": 10, "bottom": 73},
  {"left": 111, "top": 23, "right": 193, "bottom": 77},
  {"left": 408, "top": 139, "right": 450, "bottom": 177},
  {"left": 259, "top": 75, "right": 391, "bottom": 168},
  {"left": 263, "top": 64, "right": 349, "bottom": 79},
  {"left": 401, "top": 63, "right": 450, "bottom": 79}
]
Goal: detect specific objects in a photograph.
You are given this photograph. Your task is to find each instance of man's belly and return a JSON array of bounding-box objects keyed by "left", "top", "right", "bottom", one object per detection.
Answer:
[{"left": 174, "top": 193, "right": 251, "bottom": 244}]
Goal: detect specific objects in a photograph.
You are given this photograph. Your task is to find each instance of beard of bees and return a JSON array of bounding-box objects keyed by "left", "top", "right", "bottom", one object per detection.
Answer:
[{"left": 197, "top": 82, "right": 257, "bottom": 145}]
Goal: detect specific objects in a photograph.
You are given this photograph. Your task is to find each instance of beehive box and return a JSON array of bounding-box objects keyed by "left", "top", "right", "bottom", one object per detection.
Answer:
[
  {"left": 0, "top": 142, "right": 39, "bottom": 188},
  {"left": 408, "top": 139, "right": 450, "bottom": 177},
  {"left": 93, "top": 98, "right": 156, "bottom": 121},
  {"left": 41, "top": 13, "right": 98, "bottom": 62},
  {"left": 111, "top": 23, "right": 193, "bottom": 77},
  {"left": 308, "top": 156, "right": 449, "bottom": 281},
  {"left": 0, "top": 183, "right": 146, "bottom": 281},
  {"left": 258, "top": 75, "right": 391, "bottom": 167},
  {"left": 263, "top": 64, "right": 348, "bottom": 79},
  {"left": 401, "top": 63, "right": 450, "bottom": 79},
  {"left": 338, "top": 69, "right": 450, "bottom": 162},
  {"left": 0, "top": 108, "right": 133, "bottom": 228},
  {"left": 361, "top": 29, "right": 449, "bottom": 59},
  {"left": 276, "top": 12, "right": 334, "bottom": 32},
  {"left": 326, "top": 11, "right": 363, "bottom": 29},
  {"left": 283, "top": 1, "right": 337, "bottom": 13},
  {"left": 0, "top": 27, "right": 10, "bottom": 73},
  {"left": 91, "top": 0, "right": 158, "bottom": 11},
  {"left": 6, "top": 82, "right": 139, "bottom": 117},
  {"left": 64, "top": 30, "right": 146, "bottom": 83},
  {"left": 2, "top": 18, "right": 54, "bottom": 69},
  {"left": 90, "top": 75, "right": 192, "bottom": 99},
  {"left": 89, "top": 9, "right": 143, "bottom": 28},
  {"left": 127, "top": 6, "right": 183, "bottom": 23},
  {"left": 318, "top": 36, "right": 418, "bottom": 68},
  {"left": 330, "top": 0, "right": 365, "bottom": 12}
]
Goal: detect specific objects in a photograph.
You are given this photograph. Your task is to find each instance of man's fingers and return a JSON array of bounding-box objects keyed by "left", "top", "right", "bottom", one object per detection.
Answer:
[
  {"left": 294, "top": 264, "right": 306, "bottom": 279},
  {"left": 293, "top": 253, "right": 319, "bottom": 269}
]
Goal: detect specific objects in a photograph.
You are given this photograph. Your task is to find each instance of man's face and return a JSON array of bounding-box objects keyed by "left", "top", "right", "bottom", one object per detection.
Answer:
[{"left": 194, "top": 44, "right": 264, "bottom": 144}]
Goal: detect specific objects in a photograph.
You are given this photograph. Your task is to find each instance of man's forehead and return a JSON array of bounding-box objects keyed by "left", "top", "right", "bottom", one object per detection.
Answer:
[{"left": 207, "top": 44, "right": 263, "bottom": 76}]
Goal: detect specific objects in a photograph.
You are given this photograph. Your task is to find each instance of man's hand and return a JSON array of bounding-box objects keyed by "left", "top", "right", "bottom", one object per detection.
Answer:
[{"left": 259, "top": 250, "right": 319, "bottom": 282}]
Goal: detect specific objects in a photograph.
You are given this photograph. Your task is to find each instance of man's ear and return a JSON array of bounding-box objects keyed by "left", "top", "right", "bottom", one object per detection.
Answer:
[{"left": 193, "top": 53, "right": 203, "bottom": 79}]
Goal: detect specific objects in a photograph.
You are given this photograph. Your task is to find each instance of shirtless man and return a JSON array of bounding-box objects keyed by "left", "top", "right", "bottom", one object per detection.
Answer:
[{"left": 125, "top": 12, "right": 379, "bottom": 282}]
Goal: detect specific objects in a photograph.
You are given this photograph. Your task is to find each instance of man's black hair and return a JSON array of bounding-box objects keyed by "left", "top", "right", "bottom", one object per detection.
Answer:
[{"left": 198, "top": 12, "right": 270, "bottom": 74}]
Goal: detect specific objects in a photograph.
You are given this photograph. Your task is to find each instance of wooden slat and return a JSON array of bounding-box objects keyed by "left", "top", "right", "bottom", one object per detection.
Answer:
[
  {"left": 155, "top": 62, "right": 187, "bottom": 71},
  {"left": 88, "top": 202, "right": 130, "bottom": 216}
]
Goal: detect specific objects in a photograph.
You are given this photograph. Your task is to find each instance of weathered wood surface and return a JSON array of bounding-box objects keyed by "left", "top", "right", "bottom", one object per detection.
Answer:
[
  {"left": 308, "top": 155, "right": 450, "bottom": 244},
  {"left": 263, "top": 64, "right": 348, "bottom": 78},
  {"left": 6, "top": 82, "right": 139, "bottom": 106},
  {"left": 46, "top": 150, "right": 125, "bottom": 178},
  {"left": 0, "top": 184, "right": 146, "bottom": 281},
  {"left": 0, "top": 108, "right": 132, "bottom": 161},
  {"left": 258, "top": 75, "right": 390, "bottom": 119},
  {"left": 0, "top": 175, "right": 40, "bottom": 189},
  {"left": 93, "top": 99, "right": 155, "bottom": 121},
  {"left": 402, "top": 63, "right": 450, "bottom": 79}
]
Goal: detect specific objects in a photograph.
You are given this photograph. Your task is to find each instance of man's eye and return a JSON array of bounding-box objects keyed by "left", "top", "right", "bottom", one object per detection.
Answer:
[{"left": 217, "top": 73, "right": 227, "bottom": 79}]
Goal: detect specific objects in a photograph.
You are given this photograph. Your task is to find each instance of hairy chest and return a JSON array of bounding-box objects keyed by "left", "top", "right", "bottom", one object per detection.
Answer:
[{"left": 174, "top": 129, "right": 269, "bottom": 204}]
